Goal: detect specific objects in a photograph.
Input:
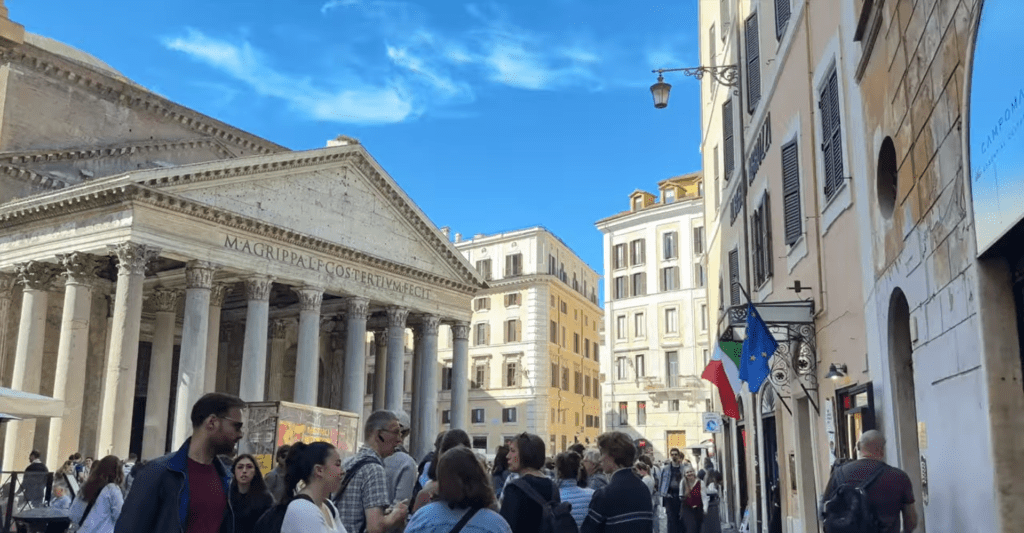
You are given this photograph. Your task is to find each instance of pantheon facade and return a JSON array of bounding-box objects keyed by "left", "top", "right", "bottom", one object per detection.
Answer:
[{"left": 0, "top": 6, "right": 483, "bottom": 470}]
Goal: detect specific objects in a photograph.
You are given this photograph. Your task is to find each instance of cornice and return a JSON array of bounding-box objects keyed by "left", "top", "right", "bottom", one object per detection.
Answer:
[
  {"left": 2, "top": 43, "right": 287, "bottom": 156},
  {"left": 0, "top": 138, "right": 237, "bottom": 168},
  {"left": 0, "top": 164, "right": 69, "bottom": 190}
]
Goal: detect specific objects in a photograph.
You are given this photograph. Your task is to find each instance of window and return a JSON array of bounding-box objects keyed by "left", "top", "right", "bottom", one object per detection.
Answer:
[
  {"left": 665, "top": 351, "right": 679, "bottom": 387},
  {"left": 614, "top": 276, "right": 628, "bottom": 299},
  {"left": 660, "top": 266, "right": 679, "bottom": 292},
  {"left": 476, "top": 259, "right": 492, "bottom": 281},
  {"left": 613, "top": 244, "right": 627, "bottom": 269},
  {"left": 441, "top": 365, "right": 453, "bottom": 391},
  {"left": 585, "top": 374, "right": 591, "bottom": 397},
  {"left": 442, "top": 410, "right": 451, "bottom": 424},
  {"left": 548, "top": 255, "right": 557, "bottom": 275},
  {"left": 695, "top": 263, "right": 706, "bottom": 288},
  {"left": 550, "top": 321, "right": 558, "bottom": 343},
  {"left": 637, "top": 401, "right": 647, "bottom": 426},
  {"left": 745, "top": 12, "right": 761, "bottom": 112},
  {"left": 723, "top": 99, "right": 735, "bottom": 179},
  {"left": 562, "top": 326, "right": 566, "bottom": 347},
  {"left": 709, "top": 23, "right": 717, "bottom": 75},
  {"left": 701, "top": 304, "right": 708, "bottom": 331},
  {"left": 729, "top": 249, "right": 741, "bottom": 305},
  {"left": 664, "top": 188, "right": 676, "bottom": 203},
  {"left": 782, "top": 140, "right": 803, "bottom": 245},
  {"left": 551, "top": 363, "right": 559, "bottom": 387},
  {"left": 820, "top": 67, "right": 844, "bottom": 201},
  {"left": 775, "top": 0, "right": 791, "bottom": 39},
  {"left": 616, "top": 315, "right": 627, "bottom": 339},
  {"left": 669, "top": 399, "right": 680, "bottom": 411},
  {"left": 574, "top": 370, "right": 582, "bottom": 394},
  {"left": 574, "top": 333, "right": 580, "bottom": 353},
  {"left": 366, "top": 371, "right": 375, "bottom": 396},
  {"left": 505, "top": 361, "right": 518, "bottom": 387},
  {"left": 473, "top": 297, "right": 490, "bottom": 311},
  {"left": 473, "top": 436, "right": 487, "bottom": 449},
  {"left": 504, "top": 253, "right": 523, "bottom": 277},
  {"left": 618, "top": 402, "right": 628, "bottom": 425},
  {"left": 585, "top": 338, "right": 591, "bottom": 358},
  {"left": 474, "top": 323, "right": 489, "bottom": 346},
  {"left": 561, "top": 300, "right": 568, "bottom": 314},
  {"left": 665, "top": 308, "right": 679, "bottom": 334},
  {"left": 593, "top": 345, "right": 600, "bottom": 362},
  {"left": 693, "top": 226, "right": 705, "bottom": 255},
  {"left": 616, "top": 357, "right": 629, "bottom": 380},
  {"left": 631, "top": 272, "right": 646, "bottom": 297},
  {"left": 502, "top": 408, "right": 517, "bottom": 423},
  {"left": 562, "top": 367, "right": 570, "bottom": 390},
  {"left": 593, "top": 373, "right": 600, "bottom": 397},
  {"left": 713, "top": 145, "right": 721, "bottom": 209},
  {"left": 504, "top": 319, "right": 521, "bottom": 343},
  {"left": 634, "top": 312, "right": 646, "bottom": 338},
  {"left": 632, "top": 196, "right": 643, "bottom": 211},
  {"left": 630, "top": 239, "right": 646, "bottom": 266},
  {"left": 472, "top": 408, "right": 485, "bottom": 424},
  {"left": 703, "top": 348, "right": 710, "bottom": 368},
  {"left": 473, "top": 363, "right": 487, "bottom": 389},
  {"left": 505, "top": 292, "right": 521, "bottom": 307},
  {"left": 752, "top": 194, "right": 774, "bottom": 287},
  {"left": 663, "top": 231, "right": 678, "bottom": 260},
  {"left": 635, "top": 354, "right": 646, "bottom": 378},
  {"left": 551, "top": 295, "right": 556, "bottom": 307}
]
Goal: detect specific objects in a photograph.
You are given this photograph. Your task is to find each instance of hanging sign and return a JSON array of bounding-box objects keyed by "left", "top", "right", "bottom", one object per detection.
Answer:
[
  {"left": 824, "top": 398, "right": 837, "bottom": 466},
  {"left": 703, "top": 412, "right": 724, "bottom": 433}
]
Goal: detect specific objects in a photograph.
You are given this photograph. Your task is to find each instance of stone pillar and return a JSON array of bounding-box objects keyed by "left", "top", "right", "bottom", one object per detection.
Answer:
[
  {"left": 97, "top": 242, "right": 159, "bottom": 458},
  {"left": 293, "top": 287, "right": 323, "bottom": 406},
  {"left": 172, "top": 261, "right": 216, "bottom": 445},
  {"left": 341, "top": 298, "right": 369, "bottom": 414},
  {"left": 204, "top": 283, "right": 228, "bottom": 393},
  {"left": 450, "top": 321, "right": 470, "bottom": 431},
  {"left": 266, "top": 319, "right": 288, "bottom": 401},
  {"left": 239, "top": 276, "right": 273, "bottom": 402},
  {"left": 384, "top": 307, "right": 409, "bottom": 411},
  {"left": 325, "top": 318, "right": 346, "bottom": 410},
  {"left": 373, "top": 331, "right": 387, "bottom": 411},
  {"left": 47, "top": 253, "right": 101, "bottom": 470},
  {"left": 410, "top": 323, "right": 425, "bottom": 458},
  {"left": 141, "top": 288, "right": 181, "bottom": 460},
  {"left": 412, "top": 315, "right": 440, "bottom": 460},
  {"left": 2, "top": 262, "right": 55, "bottom": 472},
  {"left": 0, "top": 273, "right": 16, "bottom": 387}
]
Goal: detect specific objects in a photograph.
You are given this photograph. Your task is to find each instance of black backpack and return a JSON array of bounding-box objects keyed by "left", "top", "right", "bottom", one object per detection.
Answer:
[
  {"left": 821, "top": 463, "right": 888, "bottom": 533},
  {"left": 511, "top": 478, "right": 579, "bottom": 533},
  {"left": 253, "top": 494, "right": 328, "bottom": 533}
]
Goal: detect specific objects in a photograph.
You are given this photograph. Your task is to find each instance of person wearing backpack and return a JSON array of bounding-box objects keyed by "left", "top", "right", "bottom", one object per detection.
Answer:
[
  {"left": 273, "top": 441, "right": 347, "bottom": 533},
  {"left": 580, "top": 432, "right": 654, "bottom": 533},
  {"left": 405, "top": 447, "right": 511, "bottom": 533},
  {"left": 333, "top": 410, "right": 409, "bottom": 533},
  {"left": 821, "top": 430, "right": 917, "bottom": 533},
  {"left": 500, "top": 432, "right": 577, "bottom": 533}
]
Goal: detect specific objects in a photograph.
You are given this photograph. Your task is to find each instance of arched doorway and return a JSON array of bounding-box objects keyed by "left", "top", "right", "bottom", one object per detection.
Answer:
[{"left": 888, "top": 288, "right": 925, "bottom": 532}]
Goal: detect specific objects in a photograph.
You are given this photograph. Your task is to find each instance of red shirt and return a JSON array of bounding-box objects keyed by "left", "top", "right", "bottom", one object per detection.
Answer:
[
  {"left": 684, "top": 481, "right": 702, "bottom": 508},
  {"left": 186, "top": 459, "right": 226, "bottom": 533}
]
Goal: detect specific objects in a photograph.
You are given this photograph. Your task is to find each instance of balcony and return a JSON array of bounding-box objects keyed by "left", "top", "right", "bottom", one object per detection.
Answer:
[{"left": 640, "top": 375, "right": 709, "bottom": 402}]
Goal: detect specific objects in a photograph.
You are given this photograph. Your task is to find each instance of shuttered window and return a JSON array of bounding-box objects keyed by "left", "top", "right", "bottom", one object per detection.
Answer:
[
  {"left": 723, "top": 100, "right": 735, "bottom": 179},
  {"left": 752, "top": 194, "right": 774, "bottom": 287},
  {"left": 781, "top": 141, "right": 803, "bottom": 245},
  {"left": 776, "top": 0, "right": 791, "bottom": 39},
  {"left": 728, "top": 249, "right": 741, "bottom": 305},
  {"left": 820, "top": 67, "right": 845, "bottom": 200},
  {"left": 745, "top": 12, "right": 761, "bottom": 113}
]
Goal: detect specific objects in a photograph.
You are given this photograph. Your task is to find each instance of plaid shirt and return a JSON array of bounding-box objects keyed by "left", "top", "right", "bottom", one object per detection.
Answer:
[{"left": 337, "top": 446, "right": 390, "bottom": 533}]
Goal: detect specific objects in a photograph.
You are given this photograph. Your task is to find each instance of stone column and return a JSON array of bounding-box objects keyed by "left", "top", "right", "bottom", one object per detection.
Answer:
[
  {"left": 410, "top": 323, "right": 425, "bottom": 458},
  {"left": 47, "top": 253, "right": 101, "bottom": 470},
  {"left": 373, "top": 331, "right": 387, "bottom": 411},
  {"left": 450, "top": 321, "right": 470, "bottom": 431},
  {"left": 172, "top": 261, "right": 216, "bottom": 445},
  {"left": 204, "top": 283, "right": 228, "bottom": 393},
  {"left": 2, "top": 262, "right": 55, "bottom": 472},
  {"left": 325, "top": 318, "right": 346, "bottom": 410},
  {"left": 0, "top": 273, "right": 16, "bottom": 388},
  {"left": 239, "top": 276, "right": 273, "bottom": 401},
  {"left": 266, "top": 319, "right": 288, "bottom": 401},
  {"left": 413, "top": 315, "right": 440, "bottom": 460},
  {"left": 293, "top": 287, "right": 324, "bottom": 406},
  {"left": 97, "top": 242, "right": 159, "bottom": 458},
  {"left": 384, "top": 307, "right": 409, "bottom": 411},
  {"left": 341, "top": 298, "right": 369, "bottom": 414},
  {"left": 141, "top": 288, "right": 181, "bottom": 460}
]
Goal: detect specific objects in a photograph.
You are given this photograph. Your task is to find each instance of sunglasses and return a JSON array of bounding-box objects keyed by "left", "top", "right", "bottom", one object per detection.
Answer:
[{"left": 218, "top": 415, "right": 244, "bottom": 431}]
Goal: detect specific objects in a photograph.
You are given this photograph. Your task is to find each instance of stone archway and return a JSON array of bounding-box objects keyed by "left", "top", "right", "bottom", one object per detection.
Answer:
[{"left": 887, "top": 288, "right": 925, "bottom": 532}]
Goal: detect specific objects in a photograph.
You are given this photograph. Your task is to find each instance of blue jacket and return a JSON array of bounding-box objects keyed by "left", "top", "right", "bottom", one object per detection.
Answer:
[
  {"left": 658, "top": 463, "right": 683, "bottom": 497},
  {"left": 114, "top": 439, "right": 235, "bottom": 533}
]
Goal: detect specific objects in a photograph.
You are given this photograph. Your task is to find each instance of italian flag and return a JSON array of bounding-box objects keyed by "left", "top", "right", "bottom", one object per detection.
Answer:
[{"left": 701, "top": 341, "right": 743, "bottom": 419}]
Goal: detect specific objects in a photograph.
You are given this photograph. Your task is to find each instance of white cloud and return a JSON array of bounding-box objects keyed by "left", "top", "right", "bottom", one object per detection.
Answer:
[{"left": 320, "top": 0, "right": 360, "bottom": 14}]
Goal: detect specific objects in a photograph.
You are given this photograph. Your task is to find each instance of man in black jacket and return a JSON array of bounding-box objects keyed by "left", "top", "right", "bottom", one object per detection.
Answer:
[
  {"left": 115, "top": 392, "right": 245, "bottom": 533},
  {"left": 22, "top": 450, "right": 48, "bottom": 508},
  {"left": 581, "top": 431, "right": 654, "bottom": 533}
]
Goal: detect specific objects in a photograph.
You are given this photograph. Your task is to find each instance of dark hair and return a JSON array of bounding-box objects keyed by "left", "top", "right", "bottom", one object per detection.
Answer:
[
  {"left": 232, "top": 454, "right": 269, "bottom": 494},
  {"left": 670, "top": 448, "right": 681, "bottom": 455},
  {"left": 71, "top": 453, "right": 82, "bottom": 462},
  {"left": 81, "top": 455, "right": 123, "bottom": 504},
  {"left": 492, "top": 445, "right": 510, "bottom": 475},
  {"left": 512, "top": 432, "right": 546, "bottom": 471},
  {"left": 436, "top": 447, "right": 495, "bottom": 510},
  {"left": 705, "top": 468, "right": 723, "bottom": 485},
  {"left": 428, "top": 429, "right": 471, "bottom": 480},
  {"left": 597, "top": 432, "right": 636, "bottom": 468},
  {"left": 276, "top": 445, "right": 291, "bottom": 461},
  {"left": 555, "top": 451, "right": 582, "bottom": 481},
  {"left": 568, "top": 443, "right": 585, "bottom": 455},
  {"left": 29, "top": 450, "right": 40, "bottom": 461},
  {"left": 128, "top": 453, "right": 138, "bottom": 461},
  {"left": 284, "top": 441, "right": 336, "bottom": 505},
  {"left": 191, "top": 392, "right": 246, "bottom": 427}
]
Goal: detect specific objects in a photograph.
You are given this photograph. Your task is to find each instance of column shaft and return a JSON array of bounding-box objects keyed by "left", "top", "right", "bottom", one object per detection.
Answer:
[
  {"left": 373, "top": 332, "right": 387, "bottom": 411},
  {"left": 239, "top": 276, "right": 273, "bottom": 402},
  {"left": 450, "top": 322, "right": 470, "bottom": 431},
  {"left": 293, "top": 287, "right": 323, "bottom": 406},
  {"left": 413, "top": 316, "right": 440, "bottom": 461},
  {"left": 410, "top": 325, "right": 425, "bottom": 459},
  {"left": 204, "top": 284, "right": 228, "bottom": 393},
  {"left": 172, "top": 261, "right": 216, "bottom": 445},
  {"left": 385, "top": 307, "right": 409, "bottom": 411},
  {"left": 142, "top": 289, "right": 180, "bottom": 460},
  {"left": 341, "top": 298, "right": 369, "bottom": 414},
  {"left": 0, "top": 273, "right": 15, "bottom": 389},
  {"left": 47, "top": 253, "right": 100, "bottom": 470},
  {"left": 266, "top": 320, "right": 288, "bottom": 401},
  {"left": 97, "top": 243, "right": 158, "bottom": 458}
]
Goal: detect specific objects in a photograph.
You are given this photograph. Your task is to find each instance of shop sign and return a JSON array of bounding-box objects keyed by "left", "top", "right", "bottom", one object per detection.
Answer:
[{"left": 703, "top": 412, "right": 724, "bottom": 433}]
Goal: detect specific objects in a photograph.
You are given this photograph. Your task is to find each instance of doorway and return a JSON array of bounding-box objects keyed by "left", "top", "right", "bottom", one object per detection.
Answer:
[{"left": 888, "top": 288, "right": 925, "bottom": 532}]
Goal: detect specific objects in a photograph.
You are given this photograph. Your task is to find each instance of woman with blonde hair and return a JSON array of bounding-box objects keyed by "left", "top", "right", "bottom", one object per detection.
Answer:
[
  {"left": 678, "top": 463, "right": 705, "bottom": 533},
  {"left": 69, "top": 455, "right": 124, "bottom": 533}
]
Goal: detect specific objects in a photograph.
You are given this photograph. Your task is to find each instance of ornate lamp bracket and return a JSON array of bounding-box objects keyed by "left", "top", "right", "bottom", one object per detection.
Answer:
[{"left": 653, "top": 65, "right": 740, "bottom": 87}]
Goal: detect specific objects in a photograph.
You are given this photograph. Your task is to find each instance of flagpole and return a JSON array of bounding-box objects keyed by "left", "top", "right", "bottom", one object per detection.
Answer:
[{"left": 737, "top": 281, "right": 794, "bottom": 416}]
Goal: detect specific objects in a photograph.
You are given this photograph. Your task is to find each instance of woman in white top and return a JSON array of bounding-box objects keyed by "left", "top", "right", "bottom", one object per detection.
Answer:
[
  {"left": 280, "top": 441, "right": 349, "bottom": 533},
  {"left": 69, "top": 455, "right": 124, "bottom": 533}
]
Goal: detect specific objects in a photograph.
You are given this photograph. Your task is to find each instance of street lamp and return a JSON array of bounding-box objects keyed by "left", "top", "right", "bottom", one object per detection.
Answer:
[
  {"left": 825, "top": 363, "right": 848, "bottom": 380},
  {"left": 649, "top": 65, "right": 740, "bottom": 109}
]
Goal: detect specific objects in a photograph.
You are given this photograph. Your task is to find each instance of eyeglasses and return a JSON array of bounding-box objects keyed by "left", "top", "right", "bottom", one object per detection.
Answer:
[{"left": 218, "top": 415, "right": 244, "bottom": 432}]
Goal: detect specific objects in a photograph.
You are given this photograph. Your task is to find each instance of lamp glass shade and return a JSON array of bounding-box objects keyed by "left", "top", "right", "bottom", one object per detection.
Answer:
[{"left": 651, "top": 79, "right": 672, "bottom": 109}]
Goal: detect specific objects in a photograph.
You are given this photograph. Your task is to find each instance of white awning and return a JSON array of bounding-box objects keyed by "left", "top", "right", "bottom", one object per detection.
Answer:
[{"left": 0, "top": 388, "right": 64, "bottom": 420}]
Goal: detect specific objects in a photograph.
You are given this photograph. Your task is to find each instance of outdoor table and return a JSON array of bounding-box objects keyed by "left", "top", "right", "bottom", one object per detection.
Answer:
[{"left": 12, "top": 507, "right": 70, "bottom": 533}]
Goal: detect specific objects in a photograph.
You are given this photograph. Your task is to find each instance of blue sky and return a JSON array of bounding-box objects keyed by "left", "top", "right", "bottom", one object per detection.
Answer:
[{"left": 10, "top": 0, "right": 703, "bottom": 277}]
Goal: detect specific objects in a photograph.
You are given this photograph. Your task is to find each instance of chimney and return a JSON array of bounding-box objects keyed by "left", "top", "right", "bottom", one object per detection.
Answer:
[
  {"left": 454, "top": 233, "right": 462, "bottom": 243},
  {"left": 440, "top": 227, "right": 451, "bottom": 239},
  {"left": 327, "top": 135, "right": 360, "bottom": 147}
]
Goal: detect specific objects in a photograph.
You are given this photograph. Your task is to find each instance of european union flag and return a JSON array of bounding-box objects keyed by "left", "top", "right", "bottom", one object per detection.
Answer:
[{"left": 739, "top": 303, "right": 778, "bottom": 393}]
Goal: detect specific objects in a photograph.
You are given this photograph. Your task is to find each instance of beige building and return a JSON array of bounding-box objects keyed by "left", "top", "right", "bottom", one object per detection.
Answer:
[
  {"left": 436, "top": 227, "right": 603, "bottom": 455},
  {"left": 595, "top": 173, "right": 711, "bottom": 460}
]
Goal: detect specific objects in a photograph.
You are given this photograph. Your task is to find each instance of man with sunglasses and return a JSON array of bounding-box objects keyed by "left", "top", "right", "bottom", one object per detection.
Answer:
[
  {"left": 335, "top": 409, "right": 410, "bottom": 533},
  {"left": 658, "top": 448, "right": 686, "bottom": 533},
  {"left": 116, "top": 392, "right": 246, "bottom": 533}
]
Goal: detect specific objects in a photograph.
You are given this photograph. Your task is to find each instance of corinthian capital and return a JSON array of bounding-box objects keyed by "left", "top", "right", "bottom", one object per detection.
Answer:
[
  {"left": 209, "top": 283, "right": 230, "bottom": 307},
  {"left": 346, "top": 297, "right": 370, "bottom": 321},
  {"left": 15, "top": 261, "right": 57, "bottom": 291},
  {"left": 185, "top": 261, "right": 218, "bottom": 290},
  {"left": 0, "top": 272, "right": 16, "bottom": 296},
  {"left": 293, "top": 286, "right": 324, "bottom": 313},
  {"left": 150, "top": 288, "right": 182, "bottom": 313},
  {"left": 244, "top": 276, "right": 274, "bottom": 301},
  {"left": 375, "top": 331, "right": 389, "bottom": 350},
  {"left": 386, "top": 306, "right": 409, "bottom": 328},
  {"left": 109, "top": 242, "right": 160, "bottom": 276},
  {"left": 56, "top": 252, "right": 102, "bottom": 286},
  {"left": 451, "top": 321, "right": 470, "bottom": 341},
  {"left": 419, "top": 314, "right": 441, "bottom": 336},
  {"left": 270, "top": 318, "right": 288, "bottom": 339}
]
